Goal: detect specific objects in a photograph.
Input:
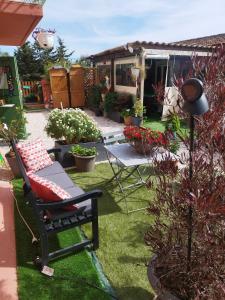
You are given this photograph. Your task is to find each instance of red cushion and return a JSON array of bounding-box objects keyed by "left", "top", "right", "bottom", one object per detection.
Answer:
[
  {"left": 16, "top": 138, "right": 53, "bottom": 173},
  {"left": 28, "top": 173, "right": 78, "bottom": 212}
]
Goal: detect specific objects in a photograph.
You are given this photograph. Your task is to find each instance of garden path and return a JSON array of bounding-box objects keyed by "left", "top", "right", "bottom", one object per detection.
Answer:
[{"left": 0, "top": 181, "right": 18, "bottom": 300}]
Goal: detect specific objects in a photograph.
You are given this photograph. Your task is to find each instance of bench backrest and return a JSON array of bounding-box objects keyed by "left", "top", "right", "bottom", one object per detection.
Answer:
[
  {"left": 102, "top": 131, "right": 125, "bottom": 146},
  {"left": 10, "top": 139, "right": 31, "bottom": 191}
]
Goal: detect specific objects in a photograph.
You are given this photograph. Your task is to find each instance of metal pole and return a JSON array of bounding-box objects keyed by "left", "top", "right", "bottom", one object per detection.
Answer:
[{"left": 187, "top": 115, "right": 194, "bottom": 272}]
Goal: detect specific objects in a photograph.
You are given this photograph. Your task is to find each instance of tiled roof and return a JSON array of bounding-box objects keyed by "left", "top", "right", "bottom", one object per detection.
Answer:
[
  {"left": 172, "top": 33, "right": 225, "bottom": 47},
  {"left": 91, "top": 40, "right": 211, "bottom": 58}
]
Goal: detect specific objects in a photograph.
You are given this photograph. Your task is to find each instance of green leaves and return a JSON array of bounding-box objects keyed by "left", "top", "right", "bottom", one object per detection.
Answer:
[
  {"left": 70, "top": 145, "right": 97, "bottom": 157},
  {"left": 45, "top": 108, "right": 101, "bottom": 144}
]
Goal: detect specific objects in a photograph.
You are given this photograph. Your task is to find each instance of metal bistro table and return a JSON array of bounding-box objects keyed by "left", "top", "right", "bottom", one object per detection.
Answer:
[{"left": 104, "top": 142, "right": 172, "bottom": 213}]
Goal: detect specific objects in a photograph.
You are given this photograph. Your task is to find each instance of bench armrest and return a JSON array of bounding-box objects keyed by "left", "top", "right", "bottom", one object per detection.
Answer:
[{"left": 36, "top": 189, "right": 102, "bottom": 209}]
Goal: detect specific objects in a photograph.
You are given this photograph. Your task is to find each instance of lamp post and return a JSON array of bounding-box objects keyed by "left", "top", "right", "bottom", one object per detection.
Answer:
[{"left": 181, "top": 78, "right": 209, "bottom": 272}]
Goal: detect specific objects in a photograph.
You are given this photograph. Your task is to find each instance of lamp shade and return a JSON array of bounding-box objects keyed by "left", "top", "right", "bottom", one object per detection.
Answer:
[
  {"left": 32, "top": 28, "right": 55, "bottom": 49},
  {"left": 181, "top": 78, "right": 209, "bottom": 115}
]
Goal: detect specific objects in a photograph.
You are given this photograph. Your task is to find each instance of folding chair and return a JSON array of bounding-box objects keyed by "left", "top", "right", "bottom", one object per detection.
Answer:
[{"left": 102, "top": 131, "right": 146, "bottom": 213}]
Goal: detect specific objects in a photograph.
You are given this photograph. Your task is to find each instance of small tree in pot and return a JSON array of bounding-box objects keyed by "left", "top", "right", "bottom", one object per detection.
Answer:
[
  {"left": 0, "top": 108, "right": 27, "bottom": 177},
  {"left": 145, "top": 46, "right": 225, "bottom": 299},
  {"left": 132, "top": 98, "right": 145, "bottom": 126}
]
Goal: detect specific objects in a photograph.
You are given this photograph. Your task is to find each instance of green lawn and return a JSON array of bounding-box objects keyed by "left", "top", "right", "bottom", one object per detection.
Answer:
[
  {"left": 68, "top": 164, "right": 155, "bottom": 300},
  {"left": 14, "top": 163, "right": 156, "bottom": 300},
  {"left": 143, "top": 115, "right": 189, "bottom": 137}
]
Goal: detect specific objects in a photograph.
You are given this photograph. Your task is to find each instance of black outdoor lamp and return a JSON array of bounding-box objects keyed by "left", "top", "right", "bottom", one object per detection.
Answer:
[
  {"left": 181, "top": 78, "right": 209, "bottom": 115},
  {"left": 181, "top": 78, "right": 209, "bottom": 272}
]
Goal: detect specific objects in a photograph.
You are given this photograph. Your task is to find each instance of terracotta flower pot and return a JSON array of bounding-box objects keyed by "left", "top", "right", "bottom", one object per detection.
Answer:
[
  {"left": 131, "top": 140, "right": 154, "bottom": 155},
  {"left": 73, "top": 155, "right": 96, "bottom": 172},
  {"left": 5, "top": 152, "right": 21, "bottom": 178},
  {"left": 124, "top": 116, "right": 132, "bottom": 126}
]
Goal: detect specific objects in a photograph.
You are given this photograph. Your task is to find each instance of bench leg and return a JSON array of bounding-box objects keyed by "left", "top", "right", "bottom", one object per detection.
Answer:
[
  {"left": 92, "top": 198, "right": 99, "bottom": 250},
  {"left": 40, "top": 232, "right": 49, "bottom": 267}
]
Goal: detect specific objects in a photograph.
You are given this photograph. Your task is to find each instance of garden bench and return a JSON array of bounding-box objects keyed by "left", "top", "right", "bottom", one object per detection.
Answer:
[{"left": 11, "top": 139, "right": 102, "bottom": 269}]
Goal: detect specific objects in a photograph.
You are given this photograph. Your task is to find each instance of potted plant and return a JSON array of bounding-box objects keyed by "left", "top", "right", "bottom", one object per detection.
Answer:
[
  {"left": 104, "top": 92, "right": 122, "bottom": 123},
  {"left": 145, "top": 46, "right": 225, "bottom": 299},
  {"left": 120, "top": 108, "right": 133, "bottom": 125},
  {"left": 70, "top": 145, "right": 97, "bottom": 172},
  {"left": 45, "top": 108, "right": 101, "bottom": 167},
  {"left": 123, "top": 126, "right": 167, "bottom": 155},
  {"left": 0, "top": 108, "right": 27, "bottom": 177},
  {"left": 87, "top": 85, "right": 102, "bottom": 116},
  {"left": 0, "top": 152, "right": 13, "bottom": 181},
  {"left": 132, "top": 99, "right": 145, "bottom": 126}
]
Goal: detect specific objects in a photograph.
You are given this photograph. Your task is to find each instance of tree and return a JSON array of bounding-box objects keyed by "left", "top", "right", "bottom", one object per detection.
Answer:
[
  {"left": 73, "top": 55, "right": 92, "bottom": 67},
  {"left": 32, "top": 41, "right": 54, "bottom": 66},
  {"left": 51, "top": 37, "right": 74, "bottom": 67},
  {"left": 14, "top": 42, "right": 44, "bottom": 80},
  {"left": 0, "top": 49, "right": 9, "bottom": 56}
]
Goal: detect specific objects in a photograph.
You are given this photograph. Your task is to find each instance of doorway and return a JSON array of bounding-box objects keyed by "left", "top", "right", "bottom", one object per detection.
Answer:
[{"left": 144, "top": 59, "right": 168, "bottom": 117}]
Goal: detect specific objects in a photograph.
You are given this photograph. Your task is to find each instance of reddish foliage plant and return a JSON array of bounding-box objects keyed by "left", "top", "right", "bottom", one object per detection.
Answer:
[{"left": 145, "top": 45, "right": 225, "bottom": 299}]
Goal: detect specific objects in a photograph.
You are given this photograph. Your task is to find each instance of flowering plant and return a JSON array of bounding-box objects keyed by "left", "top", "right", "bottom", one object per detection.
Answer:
[
  {"left": 45, "top": 108, "right": 101, "bottom": 144},
  {"left": 123, "top": 126, "right": 167, "bottom": 146}
]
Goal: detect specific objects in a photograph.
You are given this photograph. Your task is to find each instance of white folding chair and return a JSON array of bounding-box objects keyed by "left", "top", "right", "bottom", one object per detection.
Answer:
[{"left": 102, "top": 131, "right": 146, "bottom": 212}]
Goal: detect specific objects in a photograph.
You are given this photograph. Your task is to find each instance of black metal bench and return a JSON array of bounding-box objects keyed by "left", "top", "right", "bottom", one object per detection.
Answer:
[{"left": 11, "top": 139, "right": 102, "bottom": 268}]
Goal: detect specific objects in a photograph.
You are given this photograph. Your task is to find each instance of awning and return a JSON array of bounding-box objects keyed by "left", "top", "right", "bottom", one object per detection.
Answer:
[{"left": 0, "top": 0, "right": 43, "bottom": 46}]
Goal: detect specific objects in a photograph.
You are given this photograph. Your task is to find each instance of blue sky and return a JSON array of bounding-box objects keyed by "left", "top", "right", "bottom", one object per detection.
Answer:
[{"left": 1, "top": 0, "right": 225, "bottom": 59}]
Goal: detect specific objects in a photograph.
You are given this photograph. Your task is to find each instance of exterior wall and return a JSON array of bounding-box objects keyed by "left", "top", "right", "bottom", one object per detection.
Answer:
[{"left": 114, "top": 57, "right": 138, "bottom": 96}]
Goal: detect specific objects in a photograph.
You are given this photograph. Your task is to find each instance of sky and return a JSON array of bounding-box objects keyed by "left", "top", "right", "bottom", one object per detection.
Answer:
[{"left": 1, "top": 0, "right": 225, "bottom": 59}]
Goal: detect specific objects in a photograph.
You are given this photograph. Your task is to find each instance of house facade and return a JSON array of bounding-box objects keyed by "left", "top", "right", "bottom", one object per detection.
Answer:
[{"left": 90, "top": 35, "right": 224, "bottom": 119}]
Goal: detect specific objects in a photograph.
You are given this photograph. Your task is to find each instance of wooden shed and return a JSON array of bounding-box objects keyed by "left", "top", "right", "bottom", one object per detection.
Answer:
[
  {"left": 69, "top": 65, "right": 85, "bottom": 108},
  {"left": 49, "top": 68, "right": 70, "bottom": 108}
]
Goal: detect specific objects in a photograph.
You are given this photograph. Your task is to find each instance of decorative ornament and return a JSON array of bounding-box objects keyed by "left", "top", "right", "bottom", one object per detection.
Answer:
[
  {"left": 32, "top": 28, "right": 55, "bottom": 49},
  {"left": 131, "top": 67, "right": 140, "bottom": 79}
]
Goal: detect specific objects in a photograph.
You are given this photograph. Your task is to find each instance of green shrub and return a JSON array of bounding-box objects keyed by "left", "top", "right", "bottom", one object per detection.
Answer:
[
  {"left": 87, "top": 85, "right": 102, "bottom": 109},
  {"left": 45, "top": 108, "right": 101, "bottom": 144},
  {"left": 70, "top": 145, "right": 97, "bottom": 156},
  {"left": 104, "top": 92, "right": 118, "bottom": 113}
]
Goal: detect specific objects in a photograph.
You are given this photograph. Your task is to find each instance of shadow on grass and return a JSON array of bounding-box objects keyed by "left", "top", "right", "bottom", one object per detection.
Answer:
[{"left": 116, "top": 286, "right": 154, "bottom": 300}]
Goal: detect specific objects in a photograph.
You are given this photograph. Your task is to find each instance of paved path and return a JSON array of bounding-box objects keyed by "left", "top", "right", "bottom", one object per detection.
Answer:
[
  {"left": 24, "top": 109, "right": 124, "bottom": 148},
  {"left": 0, "top": 181, "right": 18, "bottom": 300}
]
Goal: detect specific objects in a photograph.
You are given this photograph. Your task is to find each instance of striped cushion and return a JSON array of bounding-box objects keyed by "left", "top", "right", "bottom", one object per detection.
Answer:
[{"left": 16, "top": 138, "right": 53, "bottom": 172}]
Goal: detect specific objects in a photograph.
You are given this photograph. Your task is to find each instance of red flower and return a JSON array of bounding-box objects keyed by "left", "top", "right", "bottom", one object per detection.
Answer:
[{"left": 123, "top": 126, "right": 168, "bottom": 147}]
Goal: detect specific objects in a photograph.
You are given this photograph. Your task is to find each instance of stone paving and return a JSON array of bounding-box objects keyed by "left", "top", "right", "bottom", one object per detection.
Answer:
[{"left": 0, "top": 108, "right": 125, "bottom": 155}]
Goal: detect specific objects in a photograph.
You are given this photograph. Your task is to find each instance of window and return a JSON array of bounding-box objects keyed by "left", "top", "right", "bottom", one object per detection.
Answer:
[
  {"left": 116, "top": 63, "right": 136, "bottom": 87},
  {"left": 97, "top": 65, "right": 111, "bottom": 85},
  {"left": 167, "top": 56, "right": 193, "bottom": 87}
]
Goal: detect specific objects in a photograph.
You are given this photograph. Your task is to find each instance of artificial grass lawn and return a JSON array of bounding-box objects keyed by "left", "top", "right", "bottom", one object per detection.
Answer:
[
  {"left": 13, "top": 180, "right": 112, "bottom": 300},
  {"left": 14, "top": 163, "right": 156, "bottom": 300},
  {"left": 68, "top": 164, "right": 156, "bottom": 300},
  {"left": 143, "top": 114, "right": 189, "bottom": 136}
]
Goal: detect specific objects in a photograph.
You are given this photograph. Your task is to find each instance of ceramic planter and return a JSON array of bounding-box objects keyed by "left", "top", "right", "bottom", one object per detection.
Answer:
[
  {"left": 107, "top": 111, "right": 123, "bottom": 123},
  {"left": 147, "top": 255, "right": 181, "bottom": 300},
  {"left": 73, "top": 155, "right": 96, "bottom": 172},
  {"left": 132, "top": 116, "right": 142, "bottom": 126},
  {"left": 124, "top": 116, "right": 132, "bottom": 126},
  {"left": 55, "top": 140, "right": 107, "bottom": 168}
]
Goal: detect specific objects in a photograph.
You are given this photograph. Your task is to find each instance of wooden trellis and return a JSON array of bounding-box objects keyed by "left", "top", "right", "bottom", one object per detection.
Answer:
[{"left": 83, "top": 67, "right": 97, "bottom": 102}]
